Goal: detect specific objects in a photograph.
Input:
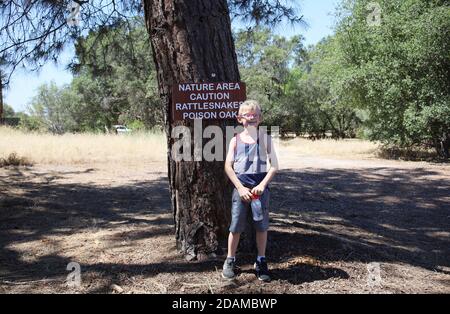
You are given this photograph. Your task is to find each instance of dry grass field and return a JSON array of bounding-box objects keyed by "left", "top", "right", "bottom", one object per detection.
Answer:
[
  {"left": 0, "top": 127, "right": 166, "bottom": 165},
  {"left": 0, "top": 127, "right": 381, "bottom": 165},
  {"left": 1, "top": 126, "right": 449, "bottom": 294}
]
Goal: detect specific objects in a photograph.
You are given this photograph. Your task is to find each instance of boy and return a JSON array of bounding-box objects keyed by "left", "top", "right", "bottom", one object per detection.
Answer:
[{"left": 222, "top": 100, "right": 279, "bottom": 282}]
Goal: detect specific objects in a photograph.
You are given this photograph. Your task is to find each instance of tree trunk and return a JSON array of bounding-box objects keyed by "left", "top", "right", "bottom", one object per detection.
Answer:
[
  {"left": 0, "top": 72, "right": 3, "bottom": 120},
  {"left": 436, "top": 132, "right": 450, "bottom": 160},
  {"left": 143, "top": 0, "right": 244, "bottom": 260}
]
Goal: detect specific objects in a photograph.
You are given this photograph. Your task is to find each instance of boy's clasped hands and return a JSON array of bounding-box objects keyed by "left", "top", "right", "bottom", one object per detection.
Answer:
[{"left": 237, "top": 184, "right": 265, "bottom": 202}]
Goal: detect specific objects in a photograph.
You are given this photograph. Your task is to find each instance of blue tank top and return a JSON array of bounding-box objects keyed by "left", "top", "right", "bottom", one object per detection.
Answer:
[{"left": 233, "top": 133, "right": 269, "bottom": 188}]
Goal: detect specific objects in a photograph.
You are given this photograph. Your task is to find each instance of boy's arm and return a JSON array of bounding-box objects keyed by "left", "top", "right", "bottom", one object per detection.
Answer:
[
  {"left": 251, "top": 135, "right": 279, "bottom": 196},
  {"left": 225, "top": 137, "right": 253, "bottom": 202}
]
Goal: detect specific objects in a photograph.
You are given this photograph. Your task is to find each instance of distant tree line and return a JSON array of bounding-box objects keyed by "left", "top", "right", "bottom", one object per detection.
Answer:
[{"left": 7, "top": 0, "right": 449, "bottom": 158}]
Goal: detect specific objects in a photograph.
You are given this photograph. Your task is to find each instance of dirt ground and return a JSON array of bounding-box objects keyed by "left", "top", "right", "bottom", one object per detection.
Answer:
[{"left": 0, "top": 156, "right": 449, "bottom": 294}]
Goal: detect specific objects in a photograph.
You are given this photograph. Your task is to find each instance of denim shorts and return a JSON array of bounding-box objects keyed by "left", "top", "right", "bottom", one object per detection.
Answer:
[{"left": 229, "top": 188, "right": 270, "bottom": 233}]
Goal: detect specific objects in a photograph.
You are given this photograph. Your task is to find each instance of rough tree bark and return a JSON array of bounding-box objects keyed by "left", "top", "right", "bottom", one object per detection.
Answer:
[{"left": 143, "top": 0, "right": 249, "bottom": 261}]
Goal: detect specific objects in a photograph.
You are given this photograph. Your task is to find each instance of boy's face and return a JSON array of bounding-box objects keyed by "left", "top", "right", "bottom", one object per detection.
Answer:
[{"left": 237, "top": 108, "right": 261, "bottom": 128}]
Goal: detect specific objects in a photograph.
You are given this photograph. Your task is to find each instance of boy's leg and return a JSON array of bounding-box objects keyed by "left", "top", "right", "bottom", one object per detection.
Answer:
[
  {"left": 223, "top": 188, "right": 247, "bottom": 280},
  {"left": 227, "top": 232, "right": 241, "bottom": 258},
  {"left": 254, "top": 188, "right": 271, "bottom": 282},
  {"left": 223, "top": 232, "right": 240, "bottom": 279},
  {"left": 255, "top": 188, "right": 270, "bottom": 257},
  {"left": 256, "top": 231, "right": 267, "bottom": 257},
  {"left": 227, "top": 188, "right": 248, "bottom": 257},
  {"left": 255, "top": 230, "right": 270, "bottom": 282}
]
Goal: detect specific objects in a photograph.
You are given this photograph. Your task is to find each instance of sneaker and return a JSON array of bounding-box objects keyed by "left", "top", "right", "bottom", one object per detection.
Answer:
[
  {"left": 222, "top": 257, "right": 236, "bottom": 279},
  {"left": 254, "top": 258, "right": 271, "bottom": 282}
]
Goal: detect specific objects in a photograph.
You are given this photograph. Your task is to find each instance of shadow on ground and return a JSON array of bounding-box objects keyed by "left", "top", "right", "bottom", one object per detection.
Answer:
[
  {"left": 269, "top": 167, "right": 450, "bottom": 272},
  {"left": 0, "top": 167, "right": 171, "bottom": 285},
  {"left": 0, "top": 165, "right": 449, "bottom": 292}
]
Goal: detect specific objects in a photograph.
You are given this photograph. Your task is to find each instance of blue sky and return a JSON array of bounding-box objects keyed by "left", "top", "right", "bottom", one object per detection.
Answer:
[{"left": 5, "top": 0, "right": 338, "bottom": 112}]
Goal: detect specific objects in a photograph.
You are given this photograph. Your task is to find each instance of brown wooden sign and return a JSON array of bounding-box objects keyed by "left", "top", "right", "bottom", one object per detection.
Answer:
[{"left": 172, "top": 82, "right": 246, "bottom": 121}]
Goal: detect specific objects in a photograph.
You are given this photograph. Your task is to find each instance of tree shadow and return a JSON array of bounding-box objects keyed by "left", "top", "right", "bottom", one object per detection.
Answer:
[
  {"left": 237, "top": 259, "right": 349, "bottom": 285},
  {"left": 0, "top": 166, "right": 173, "bottom": 283},
  {"left": 268, "top": 167, "right": 450, "bottom": 272},
  {"left": 271, "top": 264, "right": 349, "bottom": 285},
  {"left": 1, "top": 164, "right": 449, "bottom": 292}
]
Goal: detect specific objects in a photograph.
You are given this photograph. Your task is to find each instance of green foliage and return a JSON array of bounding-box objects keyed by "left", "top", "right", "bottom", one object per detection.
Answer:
[
  {"left": 70, "top": 18, "right": 163, "bottom": 131},
  {"left": 14, "top": 1, "right": 448, "bottom": 159},
  {"left": 235, "top": 27, "right": 362, "bottom": 138},
  {"left": 126, "top": 119, "right": 146, "bottom": 132},
  {"left": 2, "top": 103, "right": 15, "bottom": 117},
  {"left": 334, "top": 0, "right": 450, "bottom": 156},
  {"left": 28, "top": 82, "right": 78, "bottom": 134},
  {"left": 24, "top": 19, "right": 163, "bottom": 133},
  {"left": 234, "top": 0, "right": 448, "bottom": 157},
  {"left": 235, "top": 27, "right": 304, "bottom": 133},
  {"left": 16, "top": 112, "right": 43, "bottom": 132}
]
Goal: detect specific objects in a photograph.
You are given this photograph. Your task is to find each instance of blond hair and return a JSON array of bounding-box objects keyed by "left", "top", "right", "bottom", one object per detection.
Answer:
[{"left": 238, "top": 100, "right": 262, "bottom": 116}]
